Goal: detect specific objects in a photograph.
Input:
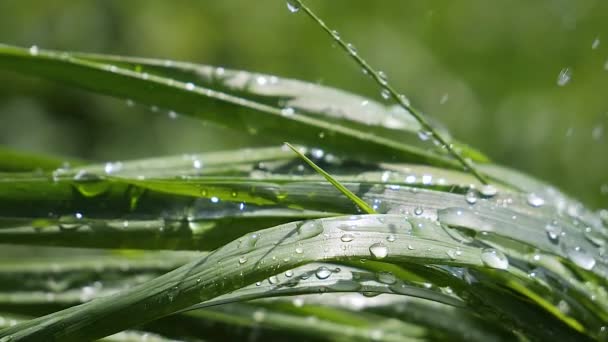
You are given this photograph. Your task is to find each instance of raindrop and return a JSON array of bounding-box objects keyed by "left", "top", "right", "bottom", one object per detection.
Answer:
[
  {"left": 347, "top": 43, "right": 357, "bottom": 55},
  {"left": 386, "top": 234, "right": 396, "bottom": 242},
  {"left": 331, "top": 30, "right": 340, "bottom": 39},
  {"left": 480, "top": 248, "right": 509, "bottom": 269},
  {"left": 285, "top": 270, "right": 294, "bottom": 277},
  {"left": 378, "top": 71, "right": 388, "bottom": 85},
  {"left": 210, "top": 197, "right": 220, "bottom": 203},
  {"left": 268, "top": 275, "right": 280, "bottom": 285},
  {"left": 584, "top": 227, "right": 605, "bottom": 247},
  {"left": 376, "top": 271, "right": 396, "bottom": 284},
  {"left": 238, "top": 256, "right": 247, "bottom": 265},
  {"left": 286, "top": 0, "right": 300, "bottom": 13},
  {"left": 58, "top": 213, "right": 84, "bottom": 231},
  {"left": 480, "top": 185, "right": 498, "bottom": 197},
  {"left": 192, "top": 159, "right": 203, "bottom": 169},
  {"left": 295, "top": 247, "right": 304, "bottom": 254},
  {"left": 29, "top": 45, "right": 39, "bottom": 56},
  {"left": 369, "top": 242, "right": 388, "bottom": 259},
  {"left": 185, "top": 82, "right": 195, "bottom": 91},
  {"left": 557, "top": 68, "right": 572, "bottom": 86},
  {"left": 526, "top": 193, "right": 545, "bottom": 207},
  {"left": 414, "top": 206, "right": 423, "bottom": 216},
  {"left": 168, "top": 111, "right": 178, "bottom": 119},
  {"left": 340, "top": 233, "right": 355, "bottom": 242},
  {"left": 545, "top": 222, "right": 561, "bottom": 244},
  {"left": 417, "top": 130, "right": 431, "bottom": 141},
  {"left": 380, "top": 88, "right": 390, "bottom": 100},
  {"left": 315, "top": 266, "right": 332, "bottom": 279},
  {"left": 465, "top": 190, "right": 478, "bottom": 204},
  {"left": 566, "top": 246, "right": 596, "bottom": 270},
  {"left": 281, "top": 107, "right": 295, "bottom": 117}
]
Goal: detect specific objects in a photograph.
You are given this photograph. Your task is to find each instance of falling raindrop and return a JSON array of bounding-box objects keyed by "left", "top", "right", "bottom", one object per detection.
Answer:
[
  {"left": 369, "top": 242, "right": 388, "bottom": 259},
  {"left": 480, "top": 248, "right": 509, "bottom": 269},
  {"left": 557, "top": 68, "right": 572, "bottom": 86}
]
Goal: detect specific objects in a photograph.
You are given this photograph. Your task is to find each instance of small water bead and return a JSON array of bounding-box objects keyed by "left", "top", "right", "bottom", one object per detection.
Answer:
[
  {"left": 238, "top": 256, "right": 247, "bottom": 265},
  {"left": 584, "top": 227, "right": 605, "bottom": 247},
  {"left": 380, "top": 88, "right": 390, "bottom": 100},
  {"left": 285, "top": 270, "right": 294, "bottom": 278},
  {"left": 557, "top": 68, "right": 572, "bottom": 86},
  {"left": 480, "top": 248, "right": 509, "bottom": 269},
  {"left": 331, "top": 30, "right": 340, "bottom": 39},
  {"left": 386, "top": 234, "right": 396, "bottom": 242},
  {"left": 480, "top": 184, "right": 498, "bottom": 197},
  {"left": 311, "top": 148, "right": 324, "bottom": 159},
  {"left": 295, "top": 247, "right": 304, "bottom": 254},
  {"left": 340, "top": 233, "right": 355, "bottom": 242},
  {"left": 545, "top": 222, "right": 561, "bottom": 244},
  {"left": 286, "top": 0, "right": 300, "bottom": 13},
  {"left": 185, "top": 82, "right": 195, "bottom": 91},
  {"left": 417, "top": 130, "right": 431, "bottom": 141},
  {"left": 239, "top": 202, "right": 246, "bottom": 211},
  {"left": 421, "top": 175, "right": 432, "bottom": 185},
  {"left": 465, "top": 190, "right": 478, "bottom": 204},
  {"left": 378, "top": 71, "right": 388, "bottom": 85},
  {"left": 268, "top": 275, "right": 280, "bottom": 285},
  {"left": 369, "top": 242, "right": 388, "bottom": 259},
  {"left": 315, "top": 266, "right": 332, "bottom": 280},
  {"left": 414, "top": 206, "right": 424, "bottom": 216},
  {"left": 29, "top": 45, "right": 39, "bottom": 56},
  {"left": 347, "top": 43, "right": 357, "bottom": 55},
  {"left": 281, "top": 107, "right": 295, "bottom": 117},
  {"left": 58, "top": 212, "right": 84, "bottom": 231},
  {"left": 526, "top": 193, "right": 545, "bottom": 207},
  {"left": 192, "top": 159, "right": 203, "bottom": 169},
  {"left": 210, "top": 197, "right": 220, "bottom": 203},
  {"left": 566, "top": 246, "right": 596, "bottom": 270}
]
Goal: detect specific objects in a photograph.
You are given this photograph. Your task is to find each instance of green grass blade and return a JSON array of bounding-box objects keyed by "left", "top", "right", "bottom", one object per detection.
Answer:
[{"left": 285, "top": 142, "right": 376, "bottom": 214}]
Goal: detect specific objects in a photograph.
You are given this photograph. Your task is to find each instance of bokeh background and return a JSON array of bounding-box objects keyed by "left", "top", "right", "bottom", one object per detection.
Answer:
[{"left": 0, "top": 0, "right": 606, "bottom": 208}]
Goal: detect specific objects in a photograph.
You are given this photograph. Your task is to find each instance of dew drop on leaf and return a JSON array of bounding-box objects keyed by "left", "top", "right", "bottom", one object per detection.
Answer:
[
  {"left": 526, "top": 193, "right": 545, "bottom": 207},
  {"left": 566, "top": 246, "right": 596, "bottom": 270},
  {"left": 369, "top": 242, "right": 388, "bottom": 259},
  {"left": 315, "top": 266, "right": 332, "bottom": 279},
  {"left": 286, "top": 0, "right": 300, "bottom": 13},
  {"left": 480, "top": 248, "right": 509, "bottom": 269}
]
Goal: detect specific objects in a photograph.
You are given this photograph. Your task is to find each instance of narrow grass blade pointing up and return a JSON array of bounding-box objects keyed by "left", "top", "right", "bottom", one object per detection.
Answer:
[
  {"left": 284, "top": 142, "right": 376, "bottom": 214},
  {"left": 290, "top": 0, "right": 490, "bottom": 185}
]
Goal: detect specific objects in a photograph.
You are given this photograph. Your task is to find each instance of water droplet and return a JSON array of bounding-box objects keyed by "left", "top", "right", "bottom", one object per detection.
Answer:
[
  {"left": 584, "top": 227, "right": 605, "bottom": 247},
  {"left": 347, "top": 43, "right": 357, "bottom": 55},
  {"left": 311, "top": 148, "right": 324, "bottom": 159},
  {"left": 378, "top": 71, "right": 388, "bottom": 85},
  {"left": 566, "top": 246, "right": 596, "bottom": 270},
  {"left": 295, "top": 247, "right": 304, "bottom": 254},
  {"left": 465, "top": 190, "right": 478, "bottom": 204},
  {"left": 592, "top": 37, "right": 600, "bottom": 50},
  {"left": 238, "top": 256, "right": 247, "bottom": 265},
  {"left": 380, "top": 88, "right": 390, "bottom": 100},
  {"left": 545, "top": 222, "right": 561, "bottom": 244},
  {"left": 480, "top": 185, "right": 498, "bottom": 197},
  {"left": 29, "top": 45, "right": 39, "bottom": 56},
  {"left": 446, "top": 249, "right": 458, "bottom": 260},
  {"left": 386, "top": 234, "right": 396, "bottom": 242},
  {"left": 268, "top": 275, "right": 280, "bottom": 285},
  {"left": 341, "top": 233, "right": 355, "bottom": 242},
  {"left": 185, "top": 82, "right": 195, "bottom": 91},
  {"left": 557, "top": 68, "right": 572, "bottom": 86},
  {"left": 369, "top": 243, "right": 388, "bottom": 259},
  {"left": 414, "top": 206, "right": 423, "bottom": 216},
  {"left": 281, "top": 107, "right": 295, "bottom": 117},
  {"left": 58, "top": 213, "right": 84, "bottom": 231},
  {"left": 286, "top": 0, "right": 300, "bottom": 13},
  {"left": 376, "top": 271, "right": 396, "bottom": 284},
  {"left": 331, "top": 30, "right": 340, "bottom": 39},
  {"left": 315, "top": 266, "right": 332, "bottom": 279},
  {"left": 480, "top": 248, "right": 509, "bottom": 269},
  {"left": 417, "top": 130, "right": 431, "bottom": 141},
  {"left": 192, "top": 159, "right": 203, "bottom": 169},
  {"left": 285, "top": 270, "right": 294, "bottom": 277},
  {"left": 210, "top": 197, "right": 219, "bottom": 203},
  {"left": 526, "top": 193, "right": 545, "bottom": 207}
]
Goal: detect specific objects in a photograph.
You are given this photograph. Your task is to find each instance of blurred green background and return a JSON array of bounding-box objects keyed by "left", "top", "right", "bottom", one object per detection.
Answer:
[{"left": 0, "top": 0, "right": 606, "bottom": 208}]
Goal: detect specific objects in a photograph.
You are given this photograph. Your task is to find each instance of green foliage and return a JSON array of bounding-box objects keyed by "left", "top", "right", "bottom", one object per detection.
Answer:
[{"left": 0, "top": 2, "right": 607, "bottom": 342}]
